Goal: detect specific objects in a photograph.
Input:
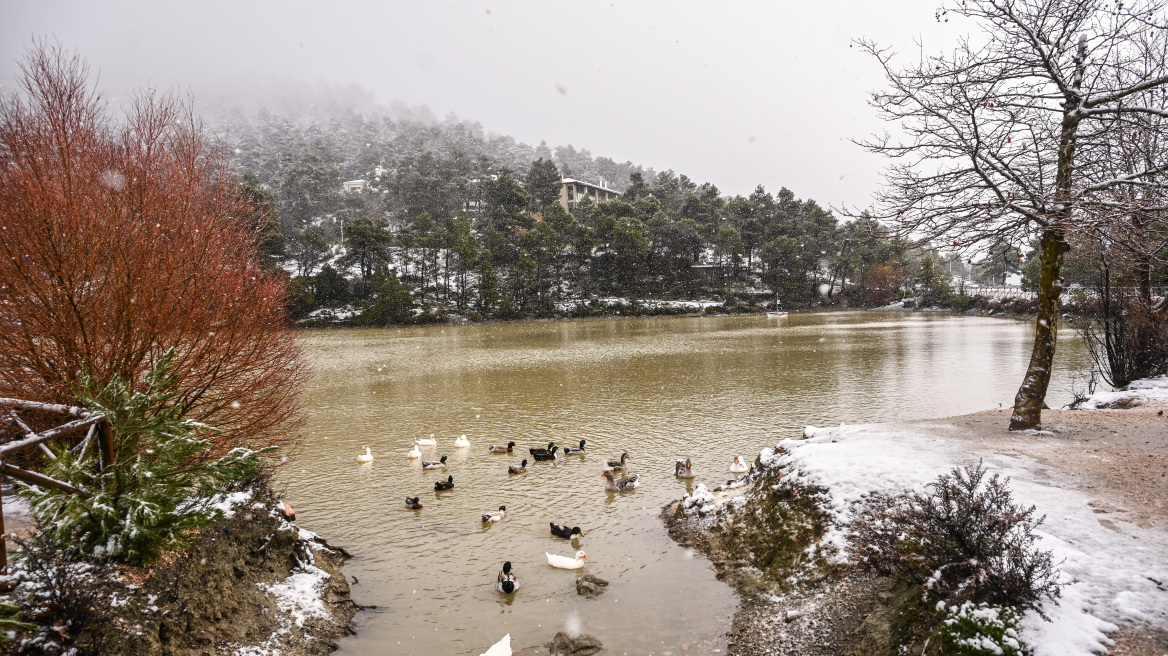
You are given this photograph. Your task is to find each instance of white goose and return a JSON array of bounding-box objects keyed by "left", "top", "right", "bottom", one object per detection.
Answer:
[
  {"left": 454, "top": 434, "right": 470, "bottom": 448},
  {"left": 729, "top": 456, "right": 749, "bottom": 473},
  {"left": 416, "top": 434, "right": 437, "bottom": 446},
  {"left": 407, "top": 443, "right": 422, "bottom": 459},
  {"left": 546, "top": 550, "right": 590, "bottom": 569},
  {"left": 481, "top": 634, "right": 512, "bottom": 656},
  {"left": 357, "top": 447, "right": 373, "bottom": 464}
]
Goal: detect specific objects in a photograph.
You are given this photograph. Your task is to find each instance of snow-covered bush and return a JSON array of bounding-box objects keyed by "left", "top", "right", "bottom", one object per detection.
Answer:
[
  {"left": 937, "top": 602, "right": 1031, "bottom": 656},
  {"left": 21, "top": 353, "right": 269, "bottom": 565},
  {"left": 854, "top": 461, "right": 1060, "bottom": 612}
]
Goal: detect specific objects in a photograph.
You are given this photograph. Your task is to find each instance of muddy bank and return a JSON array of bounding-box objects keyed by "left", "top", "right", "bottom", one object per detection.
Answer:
[
  {"left": 662, "top": 399, "right": 1168, "bottom": 656},
  {"left": 5, "top": 496, "right": 361, "bottom": 655}
]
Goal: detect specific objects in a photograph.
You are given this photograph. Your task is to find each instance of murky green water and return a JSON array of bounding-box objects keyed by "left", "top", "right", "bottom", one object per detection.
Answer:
[{"left": 282, "top": 312, "right": 1091, "bottom": 656}]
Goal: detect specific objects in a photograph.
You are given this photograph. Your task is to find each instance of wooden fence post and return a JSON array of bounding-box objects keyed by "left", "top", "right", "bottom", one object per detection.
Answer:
[
  {"left": 0, "top": 489, "right": 6, "bottom": 573},
  {"left": 97, "top": 421, "right": 114, "bottom": 471}
]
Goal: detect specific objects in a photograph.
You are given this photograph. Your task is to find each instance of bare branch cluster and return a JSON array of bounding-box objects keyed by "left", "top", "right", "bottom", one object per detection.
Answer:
[
  {"left": 0, "top": 43, "right": 307, "bottom": 455},
  {"left": 855, "top": 0, "right": 1168, "bottom": 251}
]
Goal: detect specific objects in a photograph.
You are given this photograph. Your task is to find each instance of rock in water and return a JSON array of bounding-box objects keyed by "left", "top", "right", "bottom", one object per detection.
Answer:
[
  {"left": 575, "top": 573, "right": 609, "bottom": 598},
  {"left": 547, "top": 631, "right": 603, "bottom": 656}
]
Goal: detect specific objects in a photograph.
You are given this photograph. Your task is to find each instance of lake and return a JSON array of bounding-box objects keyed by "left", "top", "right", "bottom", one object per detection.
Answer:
[{"left": 282, "top": 312, "right": 1092, "bottom": 656}]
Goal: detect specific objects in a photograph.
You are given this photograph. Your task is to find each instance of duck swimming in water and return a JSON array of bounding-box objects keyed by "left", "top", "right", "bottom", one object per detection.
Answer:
[
  {"left": 563, "top": 440, "right": 587, "bottom": 455},
  {"left": 482, "top": 505, "right": 506, "bottom": 523},
  {"left": 496, "top": 562, "right": 519, "bottom": 594},
  {"left": 454, "top": 434, "right": 470, "bottom": 448},
  {"left": 546, "top": 550, "right": 590, "bottom": 569},
  {"left": 607, "top": 452, "right": 630, "bottom": 471},
  {"left": 674, "top": 458, "right": 695, "bottom": 478},
  {"left": 416, "top": 434, "right": 437, "bottom": 446},
  {"left": 488, "top": 441, "right": 516, "bottom": 453},
  {"left": 602, "top": 470, "right": 640, "bottom": 491},
  {"left": 421, "top": 455, "right": 448, "bottom": 469},
  {"left": 407, "top": 443, "right": 422, "bottom": 459},
  {"left": 357, "top": 447, "right": 373, "bottom": 463},
  {"left": 404, "top": 496, "right": 423, "bottom": 510},
  {"left": 481, "top": 633, "right": 512, "bottom": 656},
  {"left": 529, "top": 442, "right": 556, "bottom": 457},
  {"left": 729, "top": 456, "right": 749, "bottom": 473},
  {"left": 530, "top": 445, "right": 558, "bottom": 461},
  {"left": 550, "top": 523, "right": 583, "bottom": 539},
  {"left": 434, "top": 475, "right": 454, "bottom": 491},
  {"left": 508, "top": 459, "right": 528, "bottom": 475}
]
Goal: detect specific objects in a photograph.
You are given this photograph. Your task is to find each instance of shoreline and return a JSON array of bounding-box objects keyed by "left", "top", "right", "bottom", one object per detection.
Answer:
[{"left": 663, "top": 391, "right": 1168, "bottom": 655}]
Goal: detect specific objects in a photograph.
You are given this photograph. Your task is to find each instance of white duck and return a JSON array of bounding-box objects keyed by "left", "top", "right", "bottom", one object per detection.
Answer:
[
  {"left": 357, "top": 447, "right": 373, "bottom": 464},
  {"left": 546, "top": 550, "right": 590, "bottom": 569},
  {"left": 407, "top": 443, "right": 422, "bottom": 459},
  {"left": 481, "top": 634, "right": 512, "bottom": 656},
  {"left": 729, "top": 456, "right": 749, "bottom": 473},
  {"left": 417, "top": 433, "right": 437, "bottom": 446},
  {"left": 454, "top": 434, "right": 470, "bottom": 448}
]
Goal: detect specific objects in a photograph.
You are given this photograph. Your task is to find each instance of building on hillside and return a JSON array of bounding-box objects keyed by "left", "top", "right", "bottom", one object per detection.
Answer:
[
  {"left": 342, "top": 179, "right": 368, "bottom": 193},
  {"left": 559, "top": 178, "right": 620, "bottom": 210}
]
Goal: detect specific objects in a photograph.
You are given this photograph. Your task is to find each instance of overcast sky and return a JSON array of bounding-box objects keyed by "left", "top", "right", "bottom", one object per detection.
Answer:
[{"left": 1, "top": 0, "right": 966, "bottom": 209}]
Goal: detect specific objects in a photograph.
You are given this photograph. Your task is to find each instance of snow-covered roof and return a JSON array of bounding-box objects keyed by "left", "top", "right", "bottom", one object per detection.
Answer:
[{"left": 562, "top": 178, "right": 620, "bottom": 194}]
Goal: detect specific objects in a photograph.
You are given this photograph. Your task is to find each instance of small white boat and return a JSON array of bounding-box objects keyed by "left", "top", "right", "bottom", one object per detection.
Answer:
[{"left": 767, "top": 311, "right": 789, "bottom": 319}]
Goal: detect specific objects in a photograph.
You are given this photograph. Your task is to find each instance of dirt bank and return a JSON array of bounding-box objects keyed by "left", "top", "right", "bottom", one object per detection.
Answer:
[
  {"left": 663, "top": 396, "right": 1168, "bottom": 656},
  {"left": 4, "top": 496, "right": 361, "bottom": 656}
]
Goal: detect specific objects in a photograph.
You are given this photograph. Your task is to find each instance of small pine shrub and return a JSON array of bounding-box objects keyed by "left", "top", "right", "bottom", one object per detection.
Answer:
[
  {"left": 855, "top": 461, "right": 1061, "bottom": 611},
  {"left": 937, "top": 601, "right": 1031, "bottom": 656},
  {"left": 20, "top": 352, "right": 270, "bottom": 565}
]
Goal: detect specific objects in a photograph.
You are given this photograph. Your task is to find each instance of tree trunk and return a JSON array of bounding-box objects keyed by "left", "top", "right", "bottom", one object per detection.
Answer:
[{"left": 1010, "top": 228, "right": 1068, "bottom": 430}]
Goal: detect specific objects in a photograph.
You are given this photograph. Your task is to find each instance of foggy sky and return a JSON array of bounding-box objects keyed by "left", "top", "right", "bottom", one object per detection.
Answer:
[{"left": 1, "top": 0, "right": 965, "bottom": 209}]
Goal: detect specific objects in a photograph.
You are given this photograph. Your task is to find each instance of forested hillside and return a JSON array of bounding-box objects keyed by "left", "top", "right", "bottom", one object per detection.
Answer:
[{"left": 214, "top": 105, "right": 1009, "bottom": 324}]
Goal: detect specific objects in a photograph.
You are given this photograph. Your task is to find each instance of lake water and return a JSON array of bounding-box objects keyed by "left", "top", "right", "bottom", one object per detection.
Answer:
[{"left": 282, "top": 312, "right": 1092, "bottom": 656}]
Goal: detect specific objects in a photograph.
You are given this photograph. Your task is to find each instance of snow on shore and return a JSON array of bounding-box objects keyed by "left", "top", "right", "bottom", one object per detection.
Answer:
[
  {"left": 777, "top": 420, "right": 1168, "bottom": 656},
  {"left": 1073, "top": 375, "right": 1168, "bottom": 410}
]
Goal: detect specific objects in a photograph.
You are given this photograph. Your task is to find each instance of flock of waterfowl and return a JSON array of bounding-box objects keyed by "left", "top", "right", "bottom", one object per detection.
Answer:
[{"left": 355, "top": 434, "right": 750, "bottom": 655}]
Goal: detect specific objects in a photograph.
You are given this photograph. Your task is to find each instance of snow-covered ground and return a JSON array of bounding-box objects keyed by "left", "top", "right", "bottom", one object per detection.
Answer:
[
  {"left": 779, "top": 399, "right": 1168, "bottom": 656},
  {"left": 1073, "top": 375, "right": 1168, "bottom": 410}
]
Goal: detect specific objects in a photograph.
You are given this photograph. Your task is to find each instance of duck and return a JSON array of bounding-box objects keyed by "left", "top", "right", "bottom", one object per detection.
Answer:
[
  {"left": 531, "top": 445, "right": 559, "bottom": 462},
  {"left": 434, "top": 475, "right": 454, "bottom": 491},
  {"left": 602, "top": 470, "right": 640, "bottom": 491},
  {"left": 607, "top": 452, "right": 630, "bottom": 471},
  {"left": 529, "top": 442, "right": 556, "bottom": 458},
  {"left": 546, "top": 550, "right": 590, "bottom": 569},
  {"left": 417, "top": 433, "right": 437, "bottom": 446},
  {"left": 454, "top": 434, "right": 470, "bottom": 448},
  {"left": 508, "top": 459, "right": 528, "bottom": 475},
  {"left": 729, "top": 456, "right": 749, "bottom": 473},
  {"left": 482, "top": 505, "right": 507, "bottom": 523},
  {"left": 563, "top": 439, "right": 587, "bottom": 455},
  {"left": 550, "top": 522, "right": 583, "bottom": 539},
  {"left": 404, "top": 496, "right": 423, "bottom": 510},
  {"left": 481, "top": 633, "right": 512, "bottom": 656},
  {"left": 496, "top": 562, "right": 519, "bottom": 594},
  {"left": 674, "top": 458, "right": 696, "bottom": 478},
  {"left": 407, "top": 443, "right": 422, "bottom": 459},
  {"left": 357, "top": 447, "right": 373, "bottom": 464},
  {"left": 488, "top": 441, "right": 516, "bottom": 453},
  {"left": 422, "top": 455, "right": 448, "bottom": 469}
]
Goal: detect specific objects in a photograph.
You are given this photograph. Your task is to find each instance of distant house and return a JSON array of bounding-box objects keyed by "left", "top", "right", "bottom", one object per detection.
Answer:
[
  {"left": 342, "top": 179, "right": 368, "bottom": 193},
  {"left": 559, "top": 178, "right": 620, "bottom": 210}
]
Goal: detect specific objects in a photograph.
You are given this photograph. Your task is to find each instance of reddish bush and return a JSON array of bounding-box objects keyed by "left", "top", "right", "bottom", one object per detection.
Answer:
[{"left": 0, "top": 44, "right": 305, "bottom": 454}]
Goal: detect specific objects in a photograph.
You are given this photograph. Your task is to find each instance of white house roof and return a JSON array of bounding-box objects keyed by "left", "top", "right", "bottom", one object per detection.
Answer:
[{"left": 562, "top": 178, "right": 620, "bottom": 194}]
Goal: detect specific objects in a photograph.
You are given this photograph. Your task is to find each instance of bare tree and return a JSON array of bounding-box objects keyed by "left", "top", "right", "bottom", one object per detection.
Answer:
[{"left": 856, "top": 0, "right": 1168, "bottom": 429}]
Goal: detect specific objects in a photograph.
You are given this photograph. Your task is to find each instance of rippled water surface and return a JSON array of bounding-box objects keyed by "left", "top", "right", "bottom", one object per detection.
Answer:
[{"left": 282, "top": 313, "right": 1091, "bottom": 656}]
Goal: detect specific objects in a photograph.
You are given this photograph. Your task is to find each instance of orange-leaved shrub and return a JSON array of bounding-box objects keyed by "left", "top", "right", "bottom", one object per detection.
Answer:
[{"left": 0, "top": 43, "right": 305, "bottom": 456}]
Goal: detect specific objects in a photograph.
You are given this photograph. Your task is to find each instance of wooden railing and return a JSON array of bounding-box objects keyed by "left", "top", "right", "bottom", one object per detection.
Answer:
[{"left": 0, "top": 399, "right": 109, "bottom": 572}]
